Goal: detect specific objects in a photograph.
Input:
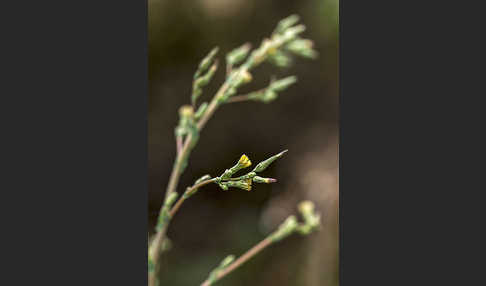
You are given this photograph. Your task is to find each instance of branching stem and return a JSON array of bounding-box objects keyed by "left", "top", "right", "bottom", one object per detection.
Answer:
[{"left": 169, "top": 178, "right": 217, "bottom": 217}]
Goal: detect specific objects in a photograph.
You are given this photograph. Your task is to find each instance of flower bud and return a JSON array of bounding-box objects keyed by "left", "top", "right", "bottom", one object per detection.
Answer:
[
  {"left": 269, "top": 76, "right": 298, "bottom": 92},
  {"left": 195, "top": 46, "right": 219, "bottom": 78},
  {"left": 253, "top": 150, "right": 288, "bottom": 173},
  {"left": 273, "top": 14, "right": 300, "bottom": 35},
  {"left": 195, "top": 174, "right": 212, "bottom": 185},
  {"left": 252, "top": 176, "right": 277, "bottom": 184},
  {"left": 220, "top": 255, "right": 235, "bottom": 268},
  {"left": 226, "top": 43, "right": 251, "bottom": 66},
  {"left": 179, "top": 105, "right": 194, "bottom": 118},
  {"left": 232, "top": 172, "right": 256, "bottom": 181},
  {"left": 241, "top": 70, "right": 253, "bottom": 83},
  {"left": 298, "top": 200, "right": 314, "bottom": 213},
  {"left": 194, "top": 102, "right": 208, "bottom": 120},
  {"left": 220, "top": 154, "right": 252, "bottom": 180},
  {"left": 238, "top": 154, "right": 252, "bottom": 168},
  {"left": 283, "top": 25, "right": 306, "bottom": 41},
  {"left": 267, "top": 50, "right": 292, "bottom": 68},
  {"left": 297, "top": 200, "right": 321, "bottom": 235},
  {"left": 224, "top": 179, "right": 252, "bottom": 191}
]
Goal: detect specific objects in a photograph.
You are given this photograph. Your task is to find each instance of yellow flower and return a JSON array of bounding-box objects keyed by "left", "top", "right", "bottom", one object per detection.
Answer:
[
  {"left": 238, "top": 154, "right": 252, "bottom": 168},
  {"left": 243, "top": 178, "right": 253, "bottom": 191}
]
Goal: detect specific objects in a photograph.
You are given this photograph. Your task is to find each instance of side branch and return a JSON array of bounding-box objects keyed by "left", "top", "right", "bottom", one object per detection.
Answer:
[{"left": 200, "top": 237, "right": 273, "bottom": 286}]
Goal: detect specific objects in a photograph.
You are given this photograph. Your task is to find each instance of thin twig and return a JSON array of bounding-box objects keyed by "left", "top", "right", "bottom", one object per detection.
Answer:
[
  {"left": 176, "top": 135, "right": 183, "bottom": 155},
  {"left": 148, "top": 82, "right": 231, "bottom": 286},
  {"left": 226, "top": 94, "right": 251, "bottom": 103},
  {"left": 169, "top": 178, "right": 216, "bottom": 217},
  {"left": 200, "top": 237, "right": 273, "bottom": 286}
]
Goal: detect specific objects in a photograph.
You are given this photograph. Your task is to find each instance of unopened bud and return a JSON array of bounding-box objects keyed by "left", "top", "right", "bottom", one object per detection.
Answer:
[
  {"left": 297, "top": 200, "right": 321, "bottom": 235},
  {"left": 194, "top": 102, "right": 208, "bottom": 120},
  {"left": 267, "top": 50, "right": 292, "bottom": 68},
  {"left": 195, "top": 174, "right": 212, "bottom": 185},
  {"left": 220, "top": 255, "right": 235, "bottom": 268},
  {"left": 273, "top": 14, "right": 300, "bottom": 35},
  {"left": 298, "top": 200, "right": 315, "bottom": 215},
  {"left": 269, "top": 76, "right": 298, "bottom": 92},
  {"left": 223, "top": 179, "right": 252, "bottom": 191},
  {"left": 196, "top": 47, "right": 219, "bottom": 78},
  {"left": 226, "top": 43, "right": 252, "bottom": 66},
  {"left": 253, "top": 176, "right": 277, "bottom": 184},
  {"left": 286, "top": 38, "right": 318, "bottom": 59},
  {"left": 179, "top": 105, "right": 194, "bottom": 118},
  {"left": 253, "top": 150, "right": 288, "bottom": 173},
  {"left": 283, "top": 25, "right": 306, "bottom": 40}
]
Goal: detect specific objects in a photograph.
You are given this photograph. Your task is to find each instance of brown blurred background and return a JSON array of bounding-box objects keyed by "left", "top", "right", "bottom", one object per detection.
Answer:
[{"left": 149, "top": 0, "right": 338, "bottom": 285}]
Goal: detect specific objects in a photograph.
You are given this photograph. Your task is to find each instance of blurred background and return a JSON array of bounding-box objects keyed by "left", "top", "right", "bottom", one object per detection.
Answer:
[{"left": 149, "top": 0, "right": 338, "bottom": 285}]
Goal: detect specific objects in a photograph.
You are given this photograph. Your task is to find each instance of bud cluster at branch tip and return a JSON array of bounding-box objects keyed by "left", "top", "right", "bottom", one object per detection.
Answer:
[
  {"left": 215, "top": 151, "right": 285, "bottom": 192},
  {"left": 269, "top": 200, "right": 321, "bottom": 242},
  {"left": 193, "top": 47, "right": 219, "bottom": 107}
]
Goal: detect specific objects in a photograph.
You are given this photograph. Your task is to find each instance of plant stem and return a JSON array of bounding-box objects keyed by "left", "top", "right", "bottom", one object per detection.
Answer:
[
  {"left": 196, "top": 83, "right": 230, "bottom": 130},
  {"left": 200, "top": 237, "right": 273, "bottom": 286},
  {"left": 149, "top": 81, "right": 231, "bottom": 286},
  {"left": 226, "top": 94, "right": 251, "bottom": 103},
  {"left": 150, "top": 29, "right": 297, "bottom": 285},
  {"left": 169, "top": 178, "right": 217, "bottom": 217},
  {"left": 176, "top": 135, "right": 182, "bottom": 155},
  {"left": 148, "top": 134, "right": 193, "bottom": 286},
  {"left": 226, "top": 87, "right": 267, "bottom": 104}
]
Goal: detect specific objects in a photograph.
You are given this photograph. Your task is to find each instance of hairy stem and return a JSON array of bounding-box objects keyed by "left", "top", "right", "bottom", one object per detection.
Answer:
[{"left": 200, "top": 237, "right": 273, "bottom": 286}]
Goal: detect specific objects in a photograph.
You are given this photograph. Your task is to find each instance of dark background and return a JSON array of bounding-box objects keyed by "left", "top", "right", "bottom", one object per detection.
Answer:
[{"left": 149, "top": 0, "right": 338, "bottom": 285}]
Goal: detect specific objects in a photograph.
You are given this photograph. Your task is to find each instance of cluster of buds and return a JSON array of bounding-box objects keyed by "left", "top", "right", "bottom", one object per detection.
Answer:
[
  {"left": 215, "top": 151, "right": 287, "bottom": 191},
  {"left": 226, "top": 43, "right": 252, "bottom": 72},
  {"left": 219, "top": 69, "right": 253, "bottom": 103},
  {"left": 173, "top": 105, "right": 200, "bottom": 173},
  {"left": 264, "top": 14, "right": 318, "bottom": 68},
  {"left": 192, "top": 47, "right": 219, "bottom": 107},
  {"left": 246, "top": 76, "right": 298, "bottom": 103},
  {"left": 269, "top": 200, "right": 321, "bottom": 242},
  {"left": 285, "top": 38, "right": 318, "bottom": 59},
  {"left": 213, "top": 14, "right": 315, "bottom": 106},
  {"left": 175, "top": 105, "right": 196, "bottom": 138},
  {"left": 296, "top": 200, "right": 321, "bottom": 234},
  {"left": 246, "top": 18, "right": 307, "bottom": 69}
]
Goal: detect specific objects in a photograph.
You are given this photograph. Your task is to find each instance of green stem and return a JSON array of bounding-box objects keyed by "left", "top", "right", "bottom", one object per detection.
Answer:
[
  {"left": 169, "top": 178, "right": 217, "bottom": 217},
  {"left": 200, "top": 237, "right": 274, "bottom": 286},
  {"left": 149, "top": 27, "right": 301, "bottom": 286}
]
